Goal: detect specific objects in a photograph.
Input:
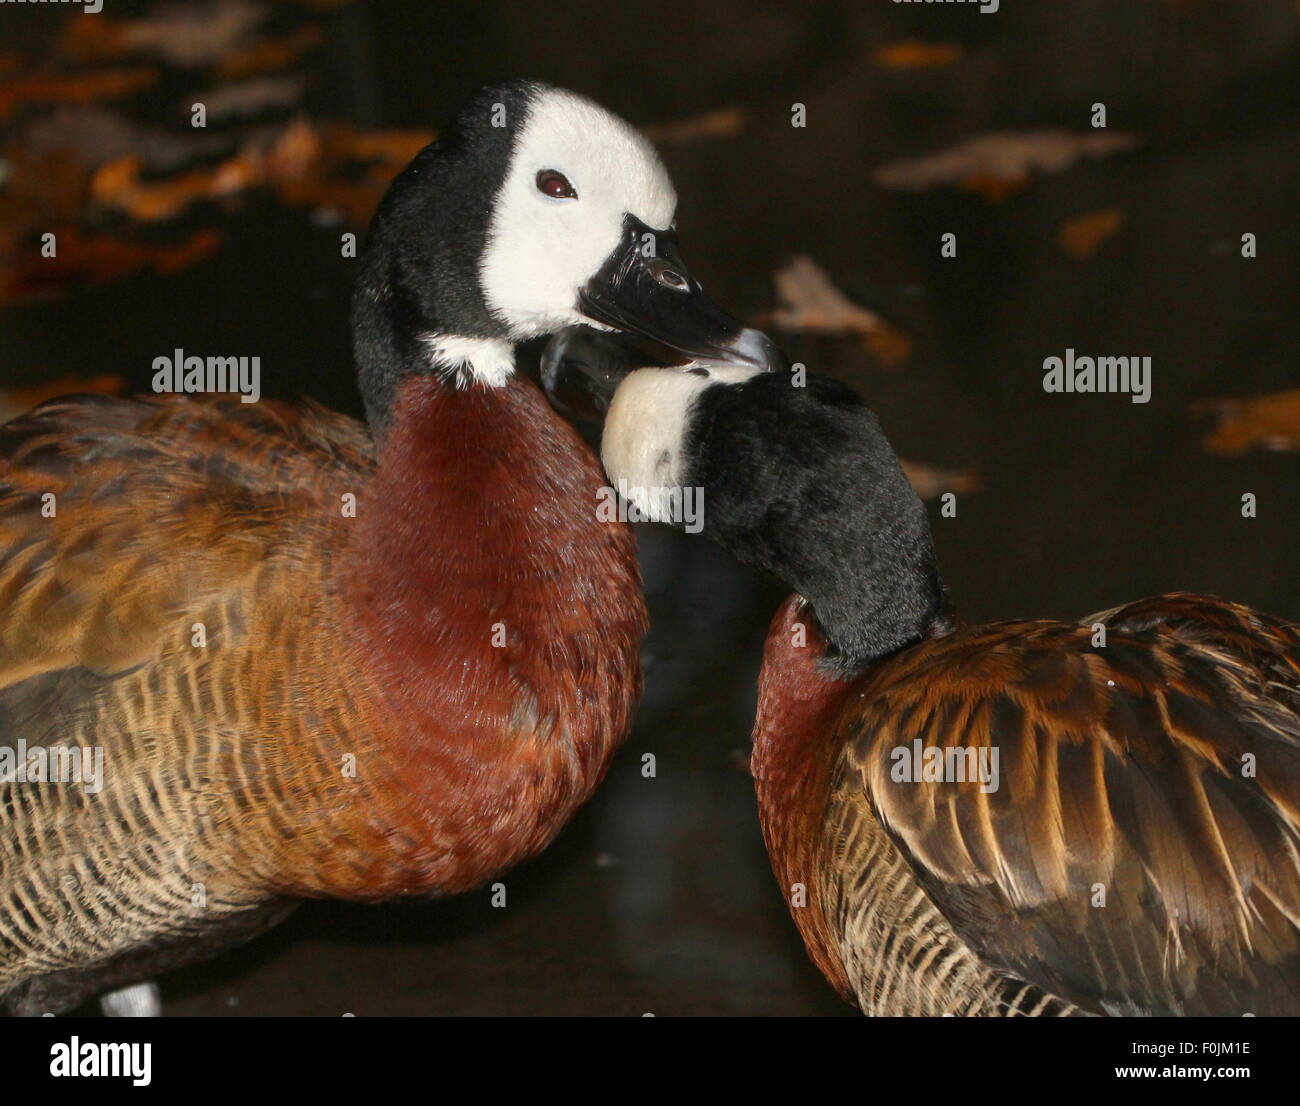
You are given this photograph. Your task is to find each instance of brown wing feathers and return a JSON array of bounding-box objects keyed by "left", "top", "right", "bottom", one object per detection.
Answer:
[
  {"left": 0, "top": 395, "right": 376, "bottom": 999},
  {"left": 845, "top": 594, "right": 1300, "bottom": 1015}
]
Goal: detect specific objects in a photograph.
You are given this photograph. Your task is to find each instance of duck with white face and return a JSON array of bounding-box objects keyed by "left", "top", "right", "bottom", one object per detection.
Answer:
[
  {"left": 545, "top": 329, "right": 1300, "bottom": 1019},
  {"left": 0, "top": 81, "right": 779, "bottom": 1018},
  {"left": 353, "top": 79, "right": 777, "bottom": 423}
]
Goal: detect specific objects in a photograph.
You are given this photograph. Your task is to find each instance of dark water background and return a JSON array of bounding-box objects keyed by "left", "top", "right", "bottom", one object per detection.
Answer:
[{"left": 1, "top": 0, "right": 1297, "bottom": 1014}]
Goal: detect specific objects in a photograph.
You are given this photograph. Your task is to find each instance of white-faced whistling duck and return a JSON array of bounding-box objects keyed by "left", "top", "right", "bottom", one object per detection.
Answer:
[
  {"left": 545, "top": 329, "right": 1300, "bottom": 1017},
  {"left": 0, "top": 81, "right": 777, "bottom": 1016}
]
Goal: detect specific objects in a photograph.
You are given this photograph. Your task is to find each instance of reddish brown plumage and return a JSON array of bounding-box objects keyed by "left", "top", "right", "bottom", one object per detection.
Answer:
[
  {"left": 751, "top": 595, "right": 855, "bottom": 1001},
  {"left": 754, "top": 591, "right": 1300, "bottom": 1015},
  {"left": 0, "top": 374, "right": 645, "bottom": 1008}
]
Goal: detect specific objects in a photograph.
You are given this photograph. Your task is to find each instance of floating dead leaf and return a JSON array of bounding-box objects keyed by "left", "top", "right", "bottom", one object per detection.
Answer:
[
  {"left": 20, "top": 105, "right": 259, "bottom": 173},
  {"left": 85, "top": 117, "right": 434, "bottom": 226},
  {"left": 342, "top": 127, "right": 432, "bottom": 164},
  {"left": 873, "top": 41, "right": 962, "bottom": 69},
  {"left": 1059, "top": 209, "right": 1124, "bottom": 258},
  {"left": 874, "top": 130, "right": 1140, "bottom": 195},
  {"left": 0, "top": 374, "right": 128, "bottom": 424},
  {"left": 0, "top": 67, "right": 159, "bottom": 121},
  {"left": 900, "top": 461, "right": 981, "bottom": 501},
  {"left": 0, "top": 228, "right": 224, "bottom": 304},
  {"left": 213, "top": 25, "right": 326, "bottom": 80},
  {"left": 643, "top": 107, "right": 745, "bottom": 144},
  {"left": 1191, "top": 390, "right": 1300, "bottom": 456},
  {"left": 271, "top": 122, "right": 432, "bottom": 224},
  {"left": 961, "top": 172, "right": 1031, "bottom": 203},
  {"left": 770, "top": 256, "right": 912, "bottom": 367},
  {"left": 91, "top": 153, "right": 260, "bottom": 221},
  {"left": 60, "top": 0, "right": 267, "bottom": 68},
  {"left": 194, "top": 75, "right": 309, "bottom": 121}
]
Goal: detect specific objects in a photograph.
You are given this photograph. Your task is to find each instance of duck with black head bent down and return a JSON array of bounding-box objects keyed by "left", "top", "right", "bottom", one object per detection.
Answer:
[
  {"left": 0, "top": 80, "right": 775, "bottom": 1017},
  {"left": 546, "top": 331, "right": 1300, "bottom": 1017}
]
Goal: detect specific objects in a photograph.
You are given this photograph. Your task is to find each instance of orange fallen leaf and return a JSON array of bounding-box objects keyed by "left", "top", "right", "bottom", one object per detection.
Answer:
[
  {"left": 91, "top": 154, "right": 261, "bottom": 221},
  {"left": 342, "top": 127, "right": 433, "bottom": 164},
  {"left": 1059, "top": 209, "right": 1124, "bottom": 258},
  {"left": 0, "top": 227, "right": 224, "bottom": 304},
  {"left": 59, "top": 1, "right": 266, "bottom": 68},
  {"left": 86, "top": 118, "right": 436, "bottom": 226},
  {"left": 0, "top": 67, "right": 159, "bottom": 121},
  {"left": 873, "top": 41, "right": 962, "bottom": 69},
  {"left": 961, "top": 171, "right": 1031, "bottom": 203},
  {"left": 876, "top": 130, "right": 1140, "bottom": 198},
  {"left": 643, "top": 107, "right": 746, "bottom": 143},
  {"left": 900, "top": 461, "right": 981, "bottom": 500},
  {"left": 770, "top": 256, "right": 913, "bottom": 367},
  {"left": 1191, "top": 390, "right": 1300, "bottom": 456},
  {"left": 212, "top": 25, "right": 326, "bottom": 80}
]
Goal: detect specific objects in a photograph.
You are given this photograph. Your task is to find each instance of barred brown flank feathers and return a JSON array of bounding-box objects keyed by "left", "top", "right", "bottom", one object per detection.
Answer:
[{"left": 0, "top": 382, "right": 644, "bottom": 1012}]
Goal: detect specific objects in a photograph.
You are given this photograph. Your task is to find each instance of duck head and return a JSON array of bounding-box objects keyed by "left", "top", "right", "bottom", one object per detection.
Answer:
[
  {"left": 543, "top": 327, "right": 952, "bottom": 667},
  {"left": 353, "top": 80, "right": 775, "bottom": 429}
]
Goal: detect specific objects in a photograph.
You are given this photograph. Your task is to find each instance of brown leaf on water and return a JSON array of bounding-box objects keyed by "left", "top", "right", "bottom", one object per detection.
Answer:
[
  {"left": 59, "top": 0, "right": 266, "bottom": 68},
  {"left": 961, "top": 172, "right": 1031, "bottom": 203},
  {"left": 213, "top": 25, "right": 326, "bottom": 80},
  {"left": 873, "top": 41, "right": 962, "bottom": 69},
  {"left": 875, "top": 130, "right": 1140, "bottom": 196},
  {"left": 770, "top": 256, "right": 912, "bottom": 368},
  {"left": 340, "top": 126, "right": 432, "bottom": 165},
  {"left": 899, "top": 461, "right": 982, "bottom": 501},
  {"left": 643, "top": 107, "right": 746, "bottom": 144},
  {"left": 1190, "top": 390, "right": 1300, "bottom": 456},
  {"left": 271, "top": 122, "right": 432, "bottom": 224},
  {"left": 85, "top": 117, "right": 435, "bottom": 226},
  {"left": 0, "top": 374, "right": 127, "bottom": 425},
  {"left": 0, "top": 227, "right": 224, "bottom": 304},
  {"left": 91, "top": 152, "right": 261, "bottom": 221},
  {"left": 194, "top": 75, "right": 310, "bottom": 121},
  {"left": 0, "top": 67, "right": 159, "bottom": 121},
  {"left": 1059, "top": 209, "right": 1124, "bottom": 258}
]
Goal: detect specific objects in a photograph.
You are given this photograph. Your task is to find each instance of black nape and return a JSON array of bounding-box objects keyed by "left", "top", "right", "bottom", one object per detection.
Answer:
[
  {"left": 350, "top": 80, "right": 543, "bottom": 432},
  {"left": 683, "top": 372, "right": 952, "bottom": 669}
]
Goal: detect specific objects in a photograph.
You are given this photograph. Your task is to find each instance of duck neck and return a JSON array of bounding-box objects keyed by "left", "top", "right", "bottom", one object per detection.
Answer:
[
  {"left": 792, "top": 478, "right": 953, "bottom": 672},
  {"left": 682, "top": 374, "right": 954, "bottom": 671}
]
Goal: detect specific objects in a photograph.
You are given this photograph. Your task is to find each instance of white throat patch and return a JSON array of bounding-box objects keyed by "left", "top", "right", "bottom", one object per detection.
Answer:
[
  {"left": 420, "top": 333, "right": 515, "bottom": 389},
  {"left": 480, "top": 87, "right": 677, "bottom": 341}
]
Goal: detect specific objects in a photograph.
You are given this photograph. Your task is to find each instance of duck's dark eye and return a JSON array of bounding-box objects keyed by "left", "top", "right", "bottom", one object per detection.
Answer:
[{"left": 536, "top": 169, "right": 577, "bottom": 200}]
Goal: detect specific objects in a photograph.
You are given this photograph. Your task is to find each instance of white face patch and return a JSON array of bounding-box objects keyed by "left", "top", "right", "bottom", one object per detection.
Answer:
[
  {"left": 601, "top": 366, "right": 761, "bottom": 523},
  {"left": 480, "top": 88, "right": 677, "bottom": 343}
]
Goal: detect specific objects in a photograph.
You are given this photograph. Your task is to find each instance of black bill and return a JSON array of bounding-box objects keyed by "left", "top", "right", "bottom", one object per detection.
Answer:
[
  {"left": 577, "top": 215, "right": 779, "bottom": 372},
  {"left": 540, "top": 325, "right": 640, "bottom": 427}
]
